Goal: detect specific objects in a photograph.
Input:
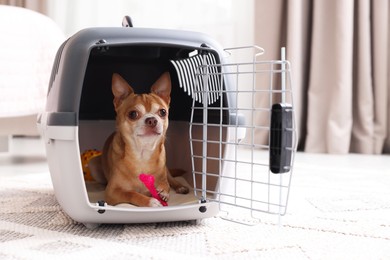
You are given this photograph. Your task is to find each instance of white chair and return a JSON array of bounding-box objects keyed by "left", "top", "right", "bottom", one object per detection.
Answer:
[{"left": 0, "top": 5, "right": 64, "bottom": 151}]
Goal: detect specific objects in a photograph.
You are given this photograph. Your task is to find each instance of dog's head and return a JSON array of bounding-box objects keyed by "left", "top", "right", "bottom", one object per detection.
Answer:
[{"left": 111, "top": 72, "right": 171, "bottom": 148}]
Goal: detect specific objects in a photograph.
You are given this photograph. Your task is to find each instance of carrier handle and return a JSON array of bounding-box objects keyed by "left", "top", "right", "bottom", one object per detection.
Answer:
[{"left": 122, "top": 16, "right": 133, "bottom": 27}]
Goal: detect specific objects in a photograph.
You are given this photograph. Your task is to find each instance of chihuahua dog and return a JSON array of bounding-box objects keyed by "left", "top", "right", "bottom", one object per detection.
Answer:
[{"left": 101, "top": 72, "right": 189, "bottom": 207}]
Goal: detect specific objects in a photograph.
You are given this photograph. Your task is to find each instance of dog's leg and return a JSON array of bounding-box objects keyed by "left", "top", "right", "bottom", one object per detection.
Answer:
[
  {"left": 106, "top": 188, "right": 162, "bottom": 207},
  {"left": 88, "top": 155, "right": 107, "bottom": 184},
  {"left": 154, "top": 177, "right": 170, "bottom": 202},
  {"left": 167, "top": 171, "right": 190, "bottom": 194}
]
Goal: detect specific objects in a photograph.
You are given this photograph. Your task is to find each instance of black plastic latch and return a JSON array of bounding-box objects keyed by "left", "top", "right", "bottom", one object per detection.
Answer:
[{"left": 269, "top": 103, "right": 293, "bottom": 174}]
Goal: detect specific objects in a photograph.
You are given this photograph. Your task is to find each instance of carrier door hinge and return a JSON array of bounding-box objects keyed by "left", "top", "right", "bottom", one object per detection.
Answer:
[{"left": 97, "top": 200, "right": 106, "bottom": 214}]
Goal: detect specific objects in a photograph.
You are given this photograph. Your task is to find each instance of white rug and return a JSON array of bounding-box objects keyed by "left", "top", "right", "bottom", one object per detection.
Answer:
[{"left": 1, "top": 153, "right": 390, "bottom": 259}]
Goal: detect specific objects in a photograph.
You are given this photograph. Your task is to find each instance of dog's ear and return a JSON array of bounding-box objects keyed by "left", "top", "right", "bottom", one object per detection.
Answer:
[
  {"left": 112, "top": 73, "right": 134, "bottom": 109},
  {"left": 151, "top": 72, "right": 171, "bottom": 105}
]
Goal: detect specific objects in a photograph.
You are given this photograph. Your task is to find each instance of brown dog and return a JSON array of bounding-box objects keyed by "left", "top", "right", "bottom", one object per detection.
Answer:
[{"left": 101, "top": 72, "right": 189, "bottom": 207}]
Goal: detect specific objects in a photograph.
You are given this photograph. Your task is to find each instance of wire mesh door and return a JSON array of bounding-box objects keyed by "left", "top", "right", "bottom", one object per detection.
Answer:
[{"left": 189, "top": 46, "right": 296, "bottom": 221}]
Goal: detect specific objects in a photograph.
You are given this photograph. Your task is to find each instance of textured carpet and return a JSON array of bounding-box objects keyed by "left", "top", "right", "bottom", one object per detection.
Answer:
[{"left": 1, "top": 153, "right": 390, "bottom": 259}]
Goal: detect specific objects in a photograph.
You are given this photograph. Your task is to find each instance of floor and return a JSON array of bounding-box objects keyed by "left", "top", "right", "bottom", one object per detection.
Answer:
[
  {"left": 1, "top": 136, "right": 390, "bottom": 259},
  {"left": 0, "top": 137, "right": 48, "bottom": 177}
]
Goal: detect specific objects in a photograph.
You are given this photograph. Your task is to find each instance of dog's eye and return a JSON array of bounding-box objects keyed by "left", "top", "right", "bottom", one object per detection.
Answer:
[
  {"left": 158, "top": 109, "right": 167, "bottom": 118},
  {"left": 128, "top": 111, "right": 139, "bottom": 120}
]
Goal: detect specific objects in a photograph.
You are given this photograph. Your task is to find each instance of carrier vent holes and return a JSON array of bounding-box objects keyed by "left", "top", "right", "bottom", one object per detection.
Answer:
[{"left": 48, "top": 40, "right": 68, "bottom": 95}]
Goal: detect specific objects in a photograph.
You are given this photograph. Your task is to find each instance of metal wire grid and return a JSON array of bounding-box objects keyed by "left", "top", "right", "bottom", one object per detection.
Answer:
[{"left": 189, "top": 50, "right": 296, "bottom": 218}]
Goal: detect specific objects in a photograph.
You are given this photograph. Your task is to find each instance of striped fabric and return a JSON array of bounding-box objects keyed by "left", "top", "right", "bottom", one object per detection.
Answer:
[{"left": 170, "top": 52, "right": 221, "bottom": 105}]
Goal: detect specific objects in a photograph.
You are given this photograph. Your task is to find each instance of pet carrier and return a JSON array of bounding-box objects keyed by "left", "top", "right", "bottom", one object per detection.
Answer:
[{"left": 37, "top": 19, "right": 296, "bottom": 228}]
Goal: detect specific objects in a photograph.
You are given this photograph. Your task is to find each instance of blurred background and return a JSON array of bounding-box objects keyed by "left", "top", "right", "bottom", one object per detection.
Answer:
[{"left": 0, "top": 0, "right": 389, "bottom": 154}]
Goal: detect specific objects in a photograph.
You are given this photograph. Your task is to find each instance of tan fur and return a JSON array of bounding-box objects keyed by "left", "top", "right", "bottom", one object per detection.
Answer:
[{"left": 101, "top": 72, "right": 189, "bottom": 207}]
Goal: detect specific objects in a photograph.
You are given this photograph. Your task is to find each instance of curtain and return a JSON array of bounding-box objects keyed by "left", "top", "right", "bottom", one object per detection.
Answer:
[
  {"left": 0, "top": 0, "right": 47, "bottom": 14},
  {"left": 255, "top": 0, "right": 389, "bottom": 154}
]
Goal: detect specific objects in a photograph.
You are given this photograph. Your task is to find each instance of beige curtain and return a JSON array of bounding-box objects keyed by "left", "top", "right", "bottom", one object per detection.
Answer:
[
  {"left": 255, "top": 0, "right": 389, "bottom": 154},
  {"left": 0, "top": 0, "right": 47, "bottom": 14}
]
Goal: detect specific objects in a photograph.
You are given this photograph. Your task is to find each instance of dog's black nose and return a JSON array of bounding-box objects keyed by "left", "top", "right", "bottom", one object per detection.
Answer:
[{"left": 145, "top": 117, "right": 158, "bottom": 128}]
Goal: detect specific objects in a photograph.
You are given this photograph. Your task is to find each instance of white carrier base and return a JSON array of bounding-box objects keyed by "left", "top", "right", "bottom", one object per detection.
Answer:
[{"left": 39, "top": 120, "right": 219, "bottom": 228}]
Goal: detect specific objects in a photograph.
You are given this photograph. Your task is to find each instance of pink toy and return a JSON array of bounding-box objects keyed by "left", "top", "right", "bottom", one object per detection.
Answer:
[{"left": 139, "top": 173, "right": 168, "bottom": 206}]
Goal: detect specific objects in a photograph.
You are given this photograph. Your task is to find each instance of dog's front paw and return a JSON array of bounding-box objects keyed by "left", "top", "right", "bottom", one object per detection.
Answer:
[
  {"left": 149, "top": 198, "right": 163, "bottom": 207},
  {"left": 175, "top": 186, "right": 189, "bottom": 194},
  {"left": 157, "top": 189, "right": 170, "bottom": 202}
]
